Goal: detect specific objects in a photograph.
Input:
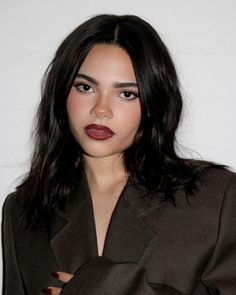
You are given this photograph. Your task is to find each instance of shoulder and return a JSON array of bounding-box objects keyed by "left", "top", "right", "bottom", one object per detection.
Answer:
[
  {"left": 197, "top": 165, "right": 236, "bottom": 194},
  {"left": 172, "top": 165, "right": 236, "bottom": 211},
  {"left": 2, "top": 191, "right": 26, "bottom": 225},
  {"left": 184, "top": 165, "right": 236, "bottom": 214},
  {"left": 181, "top": 159, "right": 236, "bottom": 196}
]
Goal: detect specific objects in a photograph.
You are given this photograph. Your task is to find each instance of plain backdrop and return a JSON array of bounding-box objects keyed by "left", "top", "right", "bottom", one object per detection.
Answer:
[{"left": 0, "top": 0, "right": 236, "bottom": 287}]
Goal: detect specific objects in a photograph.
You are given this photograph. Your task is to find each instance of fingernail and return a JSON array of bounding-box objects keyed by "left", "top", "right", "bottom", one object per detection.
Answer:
[
  {"left": 42, "top": 288, "right": 52, "bottom": 294},
  {"left": 51, "top": 271, "right": 59, "bottom": 278}
]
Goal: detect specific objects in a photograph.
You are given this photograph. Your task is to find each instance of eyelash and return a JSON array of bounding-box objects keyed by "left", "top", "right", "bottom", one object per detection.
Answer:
[
  {"left": 73, "top": 82, "right": 139, "bottom": 101},
  {"left": 119, "top": 91, "right": 139, "bottom": 101},
  {"left": 73, "top": 82, "right": 93, "bottom": 93}
]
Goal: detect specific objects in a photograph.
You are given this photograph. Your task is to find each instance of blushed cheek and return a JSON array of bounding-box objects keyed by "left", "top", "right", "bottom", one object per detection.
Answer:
[
  {"left": 66, "top": 94, "right": 87, "bottom": 119},
  {"left": 66, "top": 96, "right": 82, "bottom": 137},
  {"left": 128, "top": 109, "right": 141, "bottom": 132},
  {"left": 66, "top": 93, "right": 78, "bottom": 113}
]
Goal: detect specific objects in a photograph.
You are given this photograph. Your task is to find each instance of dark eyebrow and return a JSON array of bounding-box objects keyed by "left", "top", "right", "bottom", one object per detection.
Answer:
[
  {"left": 76, "top": 73, "right": 98, "bottom": 85},
  {"left": 76, "top": 73, "right": 138, "bottom": 88},
  {"left": 113, "top": 82, "right": 138, "bottom": 88}
]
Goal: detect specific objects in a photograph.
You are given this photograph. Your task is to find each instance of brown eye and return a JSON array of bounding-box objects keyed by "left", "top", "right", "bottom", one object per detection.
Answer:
[
  {"left": 81, "top": 84, "right": 91, "bottom": 91},
  {"left": 120, "top": 91, "right": 138, "bottom": 101},
  {"left": 73, "top": 82, "right": 94, "bottom": 93},
  {"left": 124, "top": 92, "right": 132, "bottom": 98}
]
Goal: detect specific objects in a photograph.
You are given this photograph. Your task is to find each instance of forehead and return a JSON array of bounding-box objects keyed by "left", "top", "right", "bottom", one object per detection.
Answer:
[{"left": 78, "top": 44, "right": 136, "bottom": 81}]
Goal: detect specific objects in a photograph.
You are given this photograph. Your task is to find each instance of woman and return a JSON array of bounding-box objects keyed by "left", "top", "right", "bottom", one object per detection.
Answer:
[{"left": 2, "top": 14, "right": 236, "bottom": 295}]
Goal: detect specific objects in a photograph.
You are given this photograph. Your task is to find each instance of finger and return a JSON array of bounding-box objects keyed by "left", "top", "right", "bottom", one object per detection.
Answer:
[
  {"left": 42, "top": 287, "right": 62, "bottom": 295},
  {"left": 52, "top": 271, "right": 74, "bottom": 283},
  {"left": 50, "top": 287, "right": 62, "bottom": 295}
]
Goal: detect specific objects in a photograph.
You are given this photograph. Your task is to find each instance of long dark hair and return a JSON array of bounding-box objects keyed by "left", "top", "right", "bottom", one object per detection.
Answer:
[{"left": 16, "top": 14, "right": 220, "bottom": 229}]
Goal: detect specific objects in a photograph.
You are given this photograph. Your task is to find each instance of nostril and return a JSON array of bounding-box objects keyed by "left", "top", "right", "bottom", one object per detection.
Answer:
[{"left": 90, "top": 106, "right": 113, "bottom": 118}]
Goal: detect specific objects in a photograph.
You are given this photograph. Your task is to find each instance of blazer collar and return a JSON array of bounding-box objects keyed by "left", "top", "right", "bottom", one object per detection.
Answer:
[{"left": 50, "top": 171, "right": 163, "bottom": 273}]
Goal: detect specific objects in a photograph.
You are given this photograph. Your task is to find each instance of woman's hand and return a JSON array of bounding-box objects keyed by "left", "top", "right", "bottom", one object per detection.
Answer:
[{"left": 42, "top": 272, "right": 74, "bottom": 295}]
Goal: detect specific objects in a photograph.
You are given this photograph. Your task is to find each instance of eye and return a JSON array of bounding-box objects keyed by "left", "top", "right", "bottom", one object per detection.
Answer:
[
  {"left": 119, "top": 91, "right": 139, "bottom": 101},
  {"left": 73, "top": 82, "right": 94, "bottom": 93}
]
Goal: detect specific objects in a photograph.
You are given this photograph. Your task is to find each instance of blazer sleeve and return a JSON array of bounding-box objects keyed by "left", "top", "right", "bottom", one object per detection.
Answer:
[
  {"left": 1, "top": 195, "right": 26, "bottom": 295},
  {"left": 201, "top": 174, "right": 236, "bottom": 293},
  {"left": 61, "top": 256, "right": 183, "bottom": 295}
]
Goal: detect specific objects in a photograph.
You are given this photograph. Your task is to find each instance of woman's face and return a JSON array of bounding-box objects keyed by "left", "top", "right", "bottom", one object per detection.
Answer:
[{"left": 66, "top": 44, "right": 141, "bottom": 159}]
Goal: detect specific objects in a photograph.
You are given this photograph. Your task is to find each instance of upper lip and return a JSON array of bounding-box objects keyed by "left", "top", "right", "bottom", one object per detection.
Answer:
[{"left": 85, "top": 124, "right": 115, "bottom": 134}]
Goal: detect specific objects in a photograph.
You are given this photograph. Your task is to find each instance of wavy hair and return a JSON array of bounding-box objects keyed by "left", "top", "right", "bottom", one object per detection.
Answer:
[{"left": 16, "top": 14, "right": 220, "bottom": 229}]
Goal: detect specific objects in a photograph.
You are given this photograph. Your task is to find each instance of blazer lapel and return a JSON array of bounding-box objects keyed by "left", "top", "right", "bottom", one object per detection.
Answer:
[
  {"left": 103, "top": 180, "right": 163, "bottom": 264},
  {"left": 50, "top": 171, "right": 98, "bottom": 273},
  {"left": 50, "top": 171, "right": 163, "bottom": 273}
]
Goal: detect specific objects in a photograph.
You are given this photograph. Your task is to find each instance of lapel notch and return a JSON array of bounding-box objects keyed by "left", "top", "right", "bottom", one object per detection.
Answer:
[
  {"left": 103, "top": 181, "right": 163, "bottom": 264},
  {"left": 50, "top": 173, "right": 98, "bottom": 273}
]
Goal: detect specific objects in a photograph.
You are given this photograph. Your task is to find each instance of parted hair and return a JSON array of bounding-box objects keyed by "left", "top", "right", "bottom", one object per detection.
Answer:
[{"left": 15, "top": 14, "right": 220, "bottom": 229}]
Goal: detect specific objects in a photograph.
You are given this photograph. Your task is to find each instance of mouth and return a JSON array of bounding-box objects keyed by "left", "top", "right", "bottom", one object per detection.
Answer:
[{"left": 84, "top": 124, "right": 115, "bottom": 140}]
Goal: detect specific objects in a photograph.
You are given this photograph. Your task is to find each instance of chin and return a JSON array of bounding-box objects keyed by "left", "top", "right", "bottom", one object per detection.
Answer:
[
  {"left": 79, "top": 140, "right": 131, "bottom": 160},
  {"left": 83, "top": 151, "right": 121, "bottom": 159}
]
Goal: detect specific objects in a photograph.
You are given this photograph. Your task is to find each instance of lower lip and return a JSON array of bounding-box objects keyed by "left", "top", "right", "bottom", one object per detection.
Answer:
[{"left": 85, "top": 128, "right": 114, "bottom": 140}]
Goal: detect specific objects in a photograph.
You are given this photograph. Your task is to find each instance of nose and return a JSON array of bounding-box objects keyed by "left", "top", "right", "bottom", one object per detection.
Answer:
[{"left": 90, "top": 95, "right": 113, "bottom": 119}]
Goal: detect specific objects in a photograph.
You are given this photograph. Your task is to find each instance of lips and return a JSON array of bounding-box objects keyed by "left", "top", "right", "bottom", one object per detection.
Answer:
[{"left": 84, "top": 124, "right": 115, "bottom": 140}]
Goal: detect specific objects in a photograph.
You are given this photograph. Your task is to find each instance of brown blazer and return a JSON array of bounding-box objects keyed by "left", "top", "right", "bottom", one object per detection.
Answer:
[{"left": 2, "top": 167, "right": 236, "bottom": 294}]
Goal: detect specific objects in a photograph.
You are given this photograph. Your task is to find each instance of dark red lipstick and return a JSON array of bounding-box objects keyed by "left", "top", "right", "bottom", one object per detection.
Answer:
[{"left": 85, "top": 124, "right": 115, "bottom": 140}]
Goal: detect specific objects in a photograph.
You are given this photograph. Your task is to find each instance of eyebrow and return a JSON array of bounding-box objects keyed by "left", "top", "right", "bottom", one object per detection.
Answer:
[{"left": 76, "top": 73, "right": 138, "bottom": 88}]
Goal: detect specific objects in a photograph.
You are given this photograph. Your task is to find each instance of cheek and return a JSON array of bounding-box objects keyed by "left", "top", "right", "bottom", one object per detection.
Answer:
[
  {"left": 66, "top": 93, "right": 87, "bottom": 120},
  {"left": 66, "top": 94, "right": 86, "bottom": 139},
  {"left": 121, "top": 105, "right": 141, "bottom": 132}
]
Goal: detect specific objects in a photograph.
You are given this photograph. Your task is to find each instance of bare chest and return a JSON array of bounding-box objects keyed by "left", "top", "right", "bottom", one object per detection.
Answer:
[{"left": 91, "top": 193, "right": 120, "bottom": 256}]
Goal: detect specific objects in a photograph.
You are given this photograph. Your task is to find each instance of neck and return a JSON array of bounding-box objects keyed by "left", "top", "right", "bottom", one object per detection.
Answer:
[{"left": 83, "top": 154, "right": 128, "bottom": 191}]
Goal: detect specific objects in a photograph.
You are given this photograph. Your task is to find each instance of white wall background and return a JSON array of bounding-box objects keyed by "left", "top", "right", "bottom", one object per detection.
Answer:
[{"left": 0, "top": 0, "right": 236, "bottom": 288}]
